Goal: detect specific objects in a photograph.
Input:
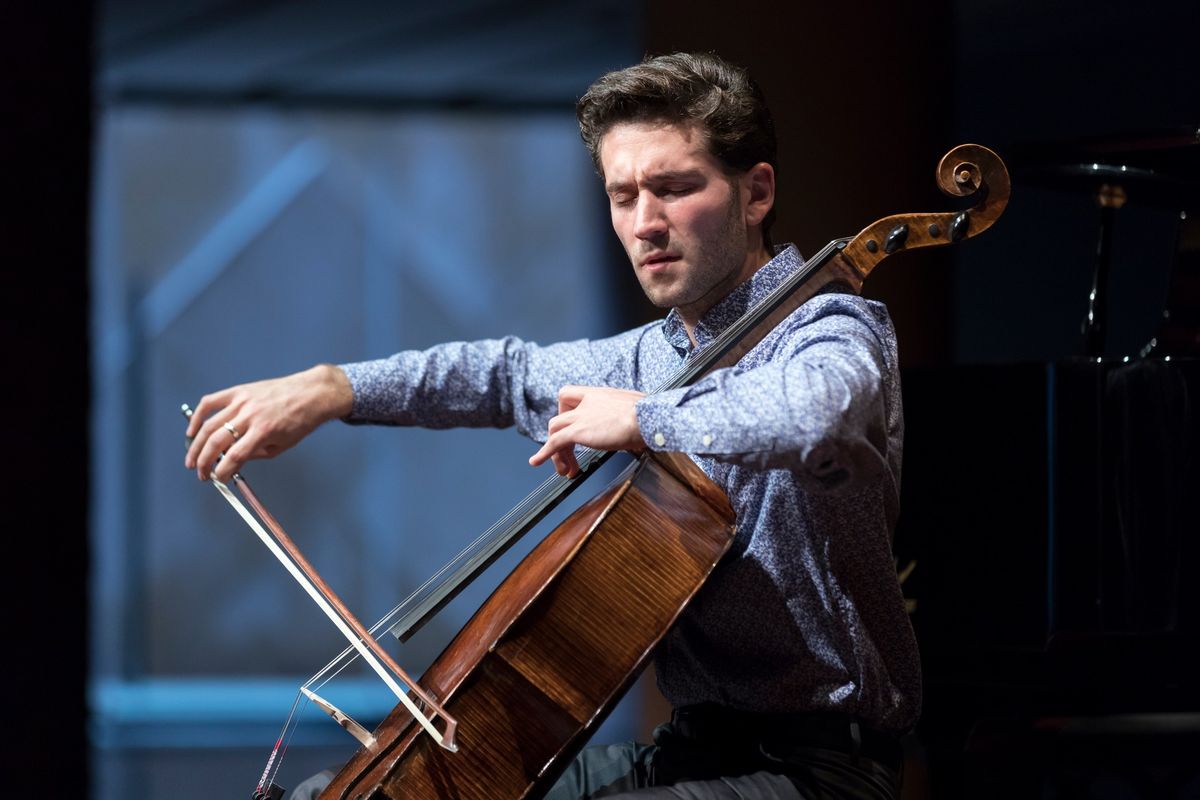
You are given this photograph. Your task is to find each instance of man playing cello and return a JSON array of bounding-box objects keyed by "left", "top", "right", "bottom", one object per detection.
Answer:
[{"left": 186, "top": 52, "right": 918, "bottom": 800}]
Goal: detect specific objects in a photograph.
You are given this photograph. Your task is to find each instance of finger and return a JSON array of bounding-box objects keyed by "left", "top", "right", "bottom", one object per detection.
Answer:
[
  {"left": 186, "top": 422, "right": 215, "bottom": 471},
  {"left": 186, "top": 401, "right": 233, "bottom": 468},
  {"left": 529, "top": 425, "right": 575, "bottom": 470},
  {"left": 528, "top": 438, "right": 555, "bottom": 468},
  {"left": 185, "top": 417, "right": 207, "bottom": 467},
  {"left": 196, "top": 419, "right": 242, "bottom": 480},
  {"left": 188, "top": 414, "right": 227, "bottom": 471},
  {"left": 195, "top": 435, "right": 224, "bottom": 480},
  {"left": 211, "top": 439, "right": 247, "bottom": 483},
  {"left": 186, "top": 389, "right": 233, "bottom": 438},
  {"left": 534, "top": 425, "right": 581, "bottom": 477},
  {"left": 556, "top": 385, "right": 584, "bottom": 414},
  {"left": 552, "top": 448, "right": 580, "bottom": 478},
  {"left": 214, "top": 421, "right": 272, "bottom": 482},
  {"left": 545, "top": 410, "right": 574, "bottom": 435},
  {"left": 529, "top": 410, "right": 574, "bottom": 467}
]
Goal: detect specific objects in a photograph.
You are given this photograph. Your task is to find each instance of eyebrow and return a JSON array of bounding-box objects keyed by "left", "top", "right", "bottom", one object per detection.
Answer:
[{"left": 605, "top": 169, "right": 706, "bottom": 195}]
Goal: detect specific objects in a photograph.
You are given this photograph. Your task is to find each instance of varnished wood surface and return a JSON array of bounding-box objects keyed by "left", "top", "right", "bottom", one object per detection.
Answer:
[
  {"left": 322, "top": 452, "right": 735, "bottom": 800},
  {"left": 647, "top": 450, "right": 736, "bottom": 520}
]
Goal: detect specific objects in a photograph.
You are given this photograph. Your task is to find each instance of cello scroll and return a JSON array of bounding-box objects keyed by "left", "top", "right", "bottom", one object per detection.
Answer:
[{"left": 837, "top": 143, "right": 1011, "bottom": 280}]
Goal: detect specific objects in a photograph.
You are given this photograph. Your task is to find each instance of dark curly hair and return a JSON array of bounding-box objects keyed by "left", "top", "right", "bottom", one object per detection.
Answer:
[{"left": 576, "top": 52, "right": 777, "bottom": 248}]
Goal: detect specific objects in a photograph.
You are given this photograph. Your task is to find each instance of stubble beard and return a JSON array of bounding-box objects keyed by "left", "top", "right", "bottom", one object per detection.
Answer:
[{"left": 638, "top": 186, "right": 747, "bottom": 319}]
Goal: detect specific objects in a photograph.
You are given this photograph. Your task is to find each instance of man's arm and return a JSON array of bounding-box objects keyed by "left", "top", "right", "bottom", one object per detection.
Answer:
[
  {"left": 530, "top": 297, "right": 898, "bottom": 488},
  {"left": 632, "top": 296, "right": 900, "bottom": 492},
  {"left": 185, "top": 328, "right": 652, "bottom": 482}
]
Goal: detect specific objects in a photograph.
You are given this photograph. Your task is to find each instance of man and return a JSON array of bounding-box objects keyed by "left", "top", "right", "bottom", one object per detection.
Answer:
[{"left": 185, "top": 52, "right": 919, "bottom": 800}]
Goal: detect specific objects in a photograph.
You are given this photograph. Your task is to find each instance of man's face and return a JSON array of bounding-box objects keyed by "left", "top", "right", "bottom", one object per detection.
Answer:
[{"left": 599, "top": 121, "right": 754, "bottom": 322}]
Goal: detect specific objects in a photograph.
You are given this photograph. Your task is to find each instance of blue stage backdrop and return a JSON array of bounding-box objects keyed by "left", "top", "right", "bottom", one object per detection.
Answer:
[{"left": 89, "top": 103, "right": 644, "bottom": 797}]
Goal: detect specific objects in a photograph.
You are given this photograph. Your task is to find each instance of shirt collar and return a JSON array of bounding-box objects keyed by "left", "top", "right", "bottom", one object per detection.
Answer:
[{"left": 660, "top": 244, "right": 806, "bottom": 353}]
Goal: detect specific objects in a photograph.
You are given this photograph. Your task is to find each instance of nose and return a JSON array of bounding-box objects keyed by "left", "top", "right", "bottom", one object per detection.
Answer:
[{"left": 633, "top": 193, "right": 667, "bottom": 241}]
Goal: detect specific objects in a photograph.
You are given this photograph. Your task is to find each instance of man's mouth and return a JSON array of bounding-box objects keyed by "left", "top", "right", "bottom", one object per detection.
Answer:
[{"left": 640, "top": 253, "right": 680, "bottom": 270}]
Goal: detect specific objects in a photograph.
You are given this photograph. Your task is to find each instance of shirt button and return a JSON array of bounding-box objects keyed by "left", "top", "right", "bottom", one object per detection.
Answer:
[
  {"left": 653, "top": 432, "right": 666, "bottom": 447},
  {"left": 702, "top": 434, "right": 713, "bottom": 447}
]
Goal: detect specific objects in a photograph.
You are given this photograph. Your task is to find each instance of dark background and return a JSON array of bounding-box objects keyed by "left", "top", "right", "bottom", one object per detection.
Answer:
[{"left": 5, "top": 1, "right": 1198, "bottom": 797}]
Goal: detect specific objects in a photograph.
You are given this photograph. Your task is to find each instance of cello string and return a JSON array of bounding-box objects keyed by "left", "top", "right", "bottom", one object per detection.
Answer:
[
  {"left": 299, "top": 469, "right": 577, "bottom": 685},
  {"left": 257, "top": 689, "right": 307, "bottom": 794},
  {"left": 269, "top": 692, "right": 309, "bottom": 790},
  {"left": 295, "top": 452, "right": 608, "bottom": 691}
]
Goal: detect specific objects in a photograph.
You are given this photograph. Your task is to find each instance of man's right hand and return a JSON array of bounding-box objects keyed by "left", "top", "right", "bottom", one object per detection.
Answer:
[{"left": 184, "top": 364, "right": 354, "bottom": 482}]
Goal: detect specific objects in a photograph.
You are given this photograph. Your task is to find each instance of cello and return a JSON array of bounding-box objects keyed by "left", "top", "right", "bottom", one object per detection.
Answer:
[{"left": 193, "top": 143, "right": 1010, "bottom": 799}]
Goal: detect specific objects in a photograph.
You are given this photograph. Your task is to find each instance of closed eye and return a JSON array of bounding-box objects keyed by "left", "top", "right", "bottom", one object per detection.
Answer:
[{"left": 657, "top": 184, "right": 695, "bottom": 198}]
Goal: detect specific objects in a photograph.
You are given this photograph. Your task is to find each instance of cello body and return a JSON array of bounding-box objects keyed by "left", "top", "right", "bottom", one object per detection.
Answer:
[{"left": 322, "top": 450, "right": 736, "bottom": 799}]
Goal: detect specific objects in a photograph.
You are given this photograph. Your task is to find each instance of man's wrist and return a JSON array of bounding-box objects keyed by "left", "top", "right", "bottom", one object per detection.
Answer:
[{"left": 312, "top": 363, "right": 354, "bottom": 421}]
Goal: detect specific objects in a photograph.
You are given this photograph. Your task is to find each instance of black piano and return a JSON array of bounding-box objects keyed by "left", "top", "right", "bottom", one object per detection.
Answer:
[{"left": 895, "top": 128, "right": 1200, "bottom": 799}]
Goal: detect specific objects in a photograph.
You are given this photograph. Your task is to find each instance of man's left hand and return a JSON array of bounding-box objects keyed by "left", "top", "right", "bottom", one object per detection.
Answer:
[{"left": 528, "top": 386, "right": 647, "bottom": 477}]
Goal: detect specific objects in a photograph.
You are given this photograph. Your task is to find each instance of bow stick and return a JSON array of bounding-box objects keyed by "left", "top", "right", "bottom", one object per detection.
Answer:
[{"left": 181, "top": 405, "right": 459, "bottom": 756}]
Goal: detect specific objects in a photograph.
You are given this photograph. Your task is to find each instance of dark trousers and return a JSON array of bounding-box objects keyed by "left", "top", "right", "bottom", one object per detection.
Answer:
[
  {"left": 290, "top": 707, "right": 903, "bottom": 800},
  {"left": 546, "top": 706, "right": 902, "bottom": 799}
]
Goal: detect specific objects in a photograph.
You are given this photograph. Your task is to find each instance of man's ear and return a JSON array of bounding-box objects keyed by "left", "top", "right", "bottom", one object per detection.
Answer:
[{"left": 743, "top": 162, "right": 775, "bottom": 227}]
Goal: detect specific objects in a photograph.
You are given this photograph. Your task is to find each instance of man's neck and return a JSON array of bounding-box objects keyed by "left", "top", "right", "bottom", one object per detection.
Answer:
[{"left": 680, "top": 244, "right": 774, "bottom": 346}]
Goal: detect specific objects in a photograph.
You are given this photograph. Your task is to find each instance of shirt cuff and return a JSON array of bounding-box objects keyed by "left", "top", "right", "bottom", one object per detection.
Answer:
[
  {"left": 337, "top": 360, "right": 393, "bottom": 423},
  {"left": 635, "top": 386, "right": 725, "bottom": 454}
]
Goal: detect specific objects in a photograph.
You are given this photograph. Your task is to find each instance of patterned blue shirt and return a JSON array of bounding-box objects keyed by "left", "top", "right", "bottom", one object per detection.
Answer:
[{"left": 340, "top": 245, "right": 921, "bottom": 733}]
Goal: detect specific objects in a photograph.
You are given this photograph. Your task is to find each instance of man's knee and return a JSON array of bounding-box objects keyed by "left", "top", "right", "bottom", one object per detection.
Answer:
[
  {"left": 594, "top": 770, "right": 802, "bottom": 799},
  {"left": 545, "top": 741, "right": 652, "bottom": 800},
  {"left": 287, "top": 768, "right": 335, "bottom": 800}
]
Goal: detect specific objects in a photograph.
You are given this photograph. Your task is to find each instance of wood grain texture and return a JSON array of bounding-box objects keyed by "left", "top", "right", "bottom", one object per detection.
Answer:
[{"left": 321, "top": 452, "right": 735, "bottom": 800}]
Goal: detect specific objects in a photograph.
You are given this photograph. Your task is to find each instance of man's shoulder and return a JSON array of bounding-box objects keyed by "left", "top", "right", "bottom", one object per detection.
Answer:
[
  {"left": 793, "top": 290, "right": 893, "bottom": 330},
  {"left": 762, "top": 291, "right": 899, "bottom": 363}
]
